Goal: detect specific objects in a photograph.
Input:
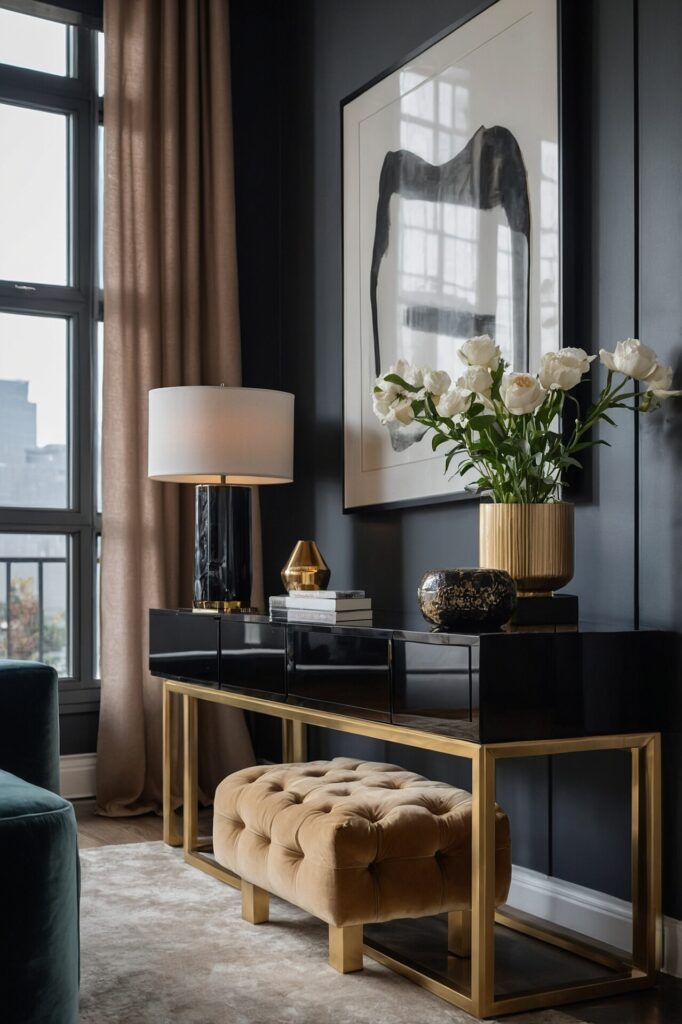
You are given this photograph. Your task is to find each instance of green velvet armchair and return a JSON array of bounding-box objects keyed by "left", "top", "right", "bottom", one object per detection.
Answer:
[{"left": 0, "top": 660, "right": 80, "bottom": 1024}]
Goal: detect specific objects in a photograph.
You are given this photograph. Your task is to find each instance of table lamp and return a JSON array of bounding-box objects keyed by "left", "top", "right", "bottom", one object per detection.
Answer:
[{"left": 148, "top": 385, "right": 294, "bottom": 612}]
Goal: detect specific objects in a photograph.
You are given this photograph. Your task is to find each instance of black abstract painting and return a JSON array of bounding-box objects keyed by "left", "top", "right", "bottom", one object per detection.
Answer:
[{"left": 370, "top": 124, "right": 531, "bottom": 381}]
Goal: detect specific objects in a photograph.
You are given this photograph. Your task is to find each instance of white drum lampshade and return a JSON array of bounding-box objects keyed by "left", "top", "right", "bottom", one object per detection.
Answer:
[
  {"left": 148, "top": 386, "right": 294, "bottom": 484},
  {"left": 148, "top": 386, "right": 295, "bottom": 612}
]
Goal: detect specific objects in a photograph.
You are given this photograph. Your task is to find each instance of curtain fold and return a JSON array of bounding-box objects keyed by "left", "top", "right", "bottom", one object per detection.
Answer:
[{"left": 97, "top": 0, "right": 256, "bottom": 817}]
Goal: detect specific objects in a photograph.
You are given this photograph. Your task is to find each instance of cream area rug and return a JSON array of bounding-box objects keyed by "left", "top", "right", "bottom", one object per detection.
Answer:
[{"left": 79, "top": 842, "right": 587, "bottom": 1024}]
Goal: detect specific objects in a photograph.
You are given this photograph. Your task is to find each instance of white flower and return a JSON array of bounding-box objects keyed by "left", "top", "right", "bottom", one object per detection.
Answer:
[
  {"left": 501, "top": 373, "right": 547, "bottom": 415},
  {"left": 372, "top": 391, "right": 393, "bottom": 420},
  {"left": 384, "top": 396, "right": 416, "bottom": 425},
  {"left": 422, "top": 369, "right": 451, "bottom": 396},
  {"left": 389, "top": 358, "right": 423, "bottom": 388},
  {"left": 457, "top": 335, "right": 501, "bottom": 371},
  {"left": 643, "top": 363, "right": 682, "bottom": 399},
  {"left": 372, "top": 359, "right": 426, "bottom": 424},
  {"left": 456, "top": 365, "right": 493, "bottom": 397},
  {"left": 539, "top": 348, "right": 595, "bottom": 391},
  {"left": 599, "top": 338, "right": 658, "bottom": 380},
  {"left": 437, "top": 386, "right": 473, "bottom": 418}
]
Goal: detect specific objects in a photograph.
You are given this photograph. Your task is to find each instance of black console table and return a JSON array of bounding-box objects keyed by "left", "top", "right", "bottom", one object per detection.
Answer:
[{"left": 149, "top": 608, "right": 664, "bottom": 1019}]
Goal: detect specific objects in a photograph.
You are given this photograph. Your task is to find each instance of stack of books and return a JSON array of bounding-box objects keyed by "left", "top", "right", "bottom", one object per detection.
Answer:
[{"left": 269, "top": 589, "right": 372, "bottom": 624}]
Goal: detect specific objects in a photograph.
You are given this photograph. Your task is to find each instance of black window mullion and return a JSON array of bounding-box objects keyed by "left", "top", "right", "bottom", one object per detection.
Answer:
[
  {"left": 37, "top": 558, "right": 44, "bottom": 661},
  {"left": 0, "top": 292, "right": 85, "bottom": 315},
  {"left": 0, "top": 510, "right": 90, "bottom": 530},
  {"left": 5, "top": 560, "right": 10, "bottom": 659},
  {"left": 78, "top": 24, "right": 98, "bottom": 689},
  {"left": 0, "top": 63, "right": 86, "bottom": 99}
]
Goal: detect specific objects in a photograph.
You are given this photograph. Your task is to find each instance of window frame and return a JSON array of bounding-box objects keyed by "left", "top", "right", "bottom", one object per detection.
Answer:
[{"left": 0, "top": 3, "right": 103, "bottom": 714}]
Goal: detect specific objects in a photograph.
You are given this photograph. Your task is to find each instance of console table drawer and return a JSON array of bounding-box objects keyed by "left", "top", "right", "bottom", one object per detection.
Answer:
[
  {"left": 392, "top": 640, "right": 476, "bottom": 739},
  {"left": 287, "top": 629, "right": 391, "bottom": 721},
  {"left": 149, "top": 610, "right": 219, "bottom": 686},
  {"left": 220, "top": 619, "right": 286, "bottom": 698}
]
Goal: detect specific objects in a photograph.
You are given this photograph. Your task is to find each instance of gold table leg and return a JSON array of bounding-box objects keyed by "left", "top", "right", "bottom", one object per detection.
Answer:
[
  {"left": 182, "top": 693, "right": 199, "bottom": 854},
  {"left": 448, "top": 910, "right": 472, "bottom": 958},
  {"left": 282, "top": 719, "right": 293, "bottom": 762},
  {"left": 631, "top": 734, "right": 662, "bottom": 975},
  {"left": 162, "top": 682, "right": 182, "bottom": 847},
  {"left": 292, "top": 719, "right": 307, "bottom": 762},
  {"left": 282, "top": 717, "right": 307, "bottom": 762},
  {"left": 470, "top": 746, "right": 496, "bottom": 1018}
]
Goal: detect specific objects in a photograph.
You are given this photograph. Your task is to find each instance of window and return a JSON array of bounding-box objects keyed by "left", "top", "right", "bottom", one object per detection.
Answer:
[{"left": 0, "top": 2, "right": 103, "bottom": 712}]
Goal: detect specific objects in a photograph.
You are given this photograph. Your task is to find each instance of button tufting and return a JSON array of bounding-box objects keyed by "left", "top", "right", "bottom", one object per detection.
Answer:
[{"left": 214, "top": 757, "right": 510, "bottom": 930}]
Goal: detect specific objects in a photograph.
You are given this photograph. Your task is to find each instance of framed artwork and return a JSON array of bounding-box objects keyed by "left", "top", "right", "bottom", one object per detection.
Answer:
[{"left": 342, "top": 0, "right": 560, "bottom": 511}]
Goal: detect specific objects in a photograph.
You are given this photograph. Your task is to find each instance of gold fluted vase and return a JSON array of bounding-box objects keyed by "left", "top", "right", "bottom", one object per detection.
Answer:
[{"left": 479, "top": 502, "right": 574, "bottom": 596}]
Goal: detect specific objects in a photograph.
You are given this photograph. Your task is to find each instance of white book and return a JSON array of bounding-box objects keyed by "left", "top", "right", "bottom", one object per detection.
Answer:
[
  {"left": 278, "top": 589, "right": 365, "bottom": 600},
  {"left": 283, "top": 596, "right": 372, "bottom": 612},
  {"left": 270, "top": 609, "right": 373, "bottom": 624}
]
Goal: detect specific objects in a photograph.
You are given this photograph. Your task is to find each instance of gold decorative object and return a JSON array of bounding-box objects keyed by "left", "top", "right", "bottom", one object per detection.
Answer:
[
  {"left": 281, "top": 540, "right": 331, "bottom": 591},
  {"left": 192, "top": 600, "right": 258, "bottom": 614},
  {"left": 479, "top": 502, "right": 574, "bottom": 596}
]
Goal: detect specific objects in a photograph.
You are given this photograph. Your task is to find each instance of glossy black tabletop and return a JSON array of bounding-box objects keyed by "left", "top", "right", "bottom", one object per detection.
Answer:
[
  {"left": 149, "top": 608, "right": 668, "bottom": 743},
  {"left": 160, "top": 607, "right": 649, "bottom": 643}
]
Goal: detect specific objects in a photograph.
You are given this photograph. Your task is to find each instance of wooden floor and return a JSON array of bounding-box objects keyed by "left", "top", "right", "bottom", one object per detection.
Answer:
[
  {"left": 74, "top": 800, "right": 165, "bottom": 848},
  {"left": 74, "top": 800, "right": 682, "bottom": 1023}
]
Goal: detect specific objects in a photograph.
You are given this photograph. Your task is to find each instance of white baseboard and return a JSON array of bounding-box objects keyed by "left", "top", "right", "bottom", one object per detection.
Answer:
[
  {"left": 508, "top": 863, "right": 682, "bottom": 977},
  {"left": 60, "top": 753, "right": 97, "bottom": 800}
]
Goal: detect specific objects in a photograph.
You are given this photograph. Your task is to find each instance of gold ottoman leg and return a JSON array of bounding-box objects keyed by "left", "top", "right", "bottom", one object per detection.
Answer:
[
  {"left": 329, "top": 924, "right": 364, "bottom": 973},
  {"left": 448, "top": 910, "right": 472, "bottom": 958},
  {"left": 241, "top": 882, "right": 270, "bottom": 925}
]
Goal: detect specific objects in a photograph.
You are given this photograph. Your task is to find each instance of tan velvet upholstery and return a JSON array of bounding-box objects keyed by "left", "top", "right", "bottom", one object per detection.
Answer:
[{"left": 213, "top": 757, "right": 511, "bottom": 928}]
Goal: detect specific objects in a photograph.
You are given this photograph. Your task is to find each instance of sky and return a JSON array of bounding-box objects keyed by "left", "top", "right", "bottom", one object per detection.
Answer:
[
  {"left": 0, "top": 8, "right": 103, "bottom": 452},
  {"left": 0, "top": 8, "right": 67, "bottom": 75}
]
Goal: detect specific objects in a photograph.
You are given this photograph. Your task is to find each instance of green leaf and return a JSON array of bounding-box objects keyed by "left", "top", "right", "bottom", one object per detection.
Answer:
[
  {"left": 431, "top": 433, "right": 450, "bottom": 451},
  {"left": 383, "top": 373, "right": 420, "bottom": 393},
  {"left": 468, "top": 414, "right": 498, "bottom": 431}
]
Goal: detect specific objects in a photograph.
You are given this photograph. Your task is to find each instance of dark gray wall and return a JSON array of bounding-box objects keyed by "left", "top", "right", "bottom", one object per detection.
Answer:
[
  {"left": 638, "top": 0, "right": 682, "bottom": 921},
  {"left": 230, "top": 0, "right": 682, "bottom": 917}
]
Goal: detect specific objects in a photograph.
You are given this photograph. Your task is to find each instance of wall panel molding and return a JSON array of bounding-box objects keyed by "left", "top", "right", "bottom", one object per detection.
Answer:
[
  {"left": 509, "top": 864, "right": 682, "bottom": 977},
  {"left": 60, "top": 752, "right": 96, "bottom": 799}
]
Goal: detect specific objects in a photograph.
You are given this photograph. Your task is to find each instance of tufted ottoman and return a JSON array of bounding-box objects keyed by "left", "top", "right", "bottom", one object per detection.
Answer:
[{"left": 213, "top": 757, "right": 511, "bottom": 973}]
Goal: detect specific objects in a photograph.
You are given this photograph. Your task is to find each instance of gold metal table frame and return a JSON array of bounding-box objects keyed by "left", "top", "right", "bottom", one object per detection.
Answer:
[{"left": 162, "top": 679, "right": 662, "bottom": 1019}]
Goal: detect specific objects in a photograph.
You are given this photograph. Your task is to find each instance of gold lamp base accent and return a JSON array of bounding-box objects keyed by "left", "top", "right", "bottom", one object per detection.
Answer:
[
  {"left": 192, "top": 600, "right": 258, "bottom": 614},
  {"left": 281, "top": 540, "right": 331, "bottom": 592},
  {"left": 479, "top": 502, "right": 574, "bottom": 596}
]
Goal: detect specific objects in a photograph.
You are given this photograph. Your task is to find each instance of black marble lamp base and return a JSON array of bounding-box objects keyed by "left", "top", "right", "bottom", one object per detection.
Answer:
[
  {"left": 511, "top": 593, "right": 579, "bottom": 626},
  {"left": 193, "top": 484, "right": 252, "bottom": 611}
]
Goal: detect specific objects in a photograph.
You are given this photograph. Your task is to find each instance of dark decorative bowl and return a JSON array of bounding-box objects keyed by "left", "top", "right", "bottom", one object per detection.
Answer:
[{"left": 417, "top": 568, "right": 517, "bottom": 631}]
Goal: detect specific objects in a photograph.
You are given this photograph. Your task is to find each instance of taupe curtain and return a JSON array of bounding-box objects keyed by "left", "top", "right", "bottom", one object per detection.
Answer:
[{"left": 97, "top": 0, "right": 257, "bottom": 816}]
